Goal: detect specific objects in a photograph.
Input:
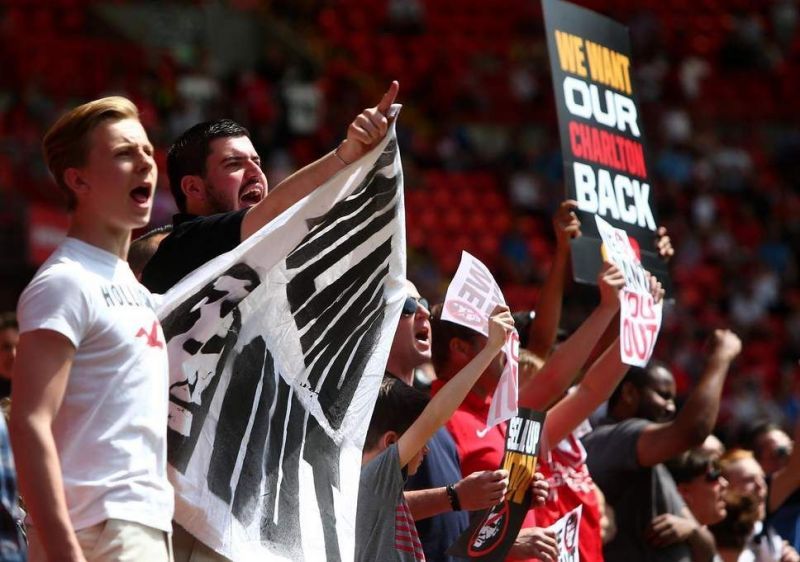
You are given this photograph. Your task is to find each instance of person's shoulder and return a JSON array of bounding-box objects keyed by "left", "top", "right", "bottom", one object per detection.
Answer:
[
  {"left": 23, "top": 253, "right": 89, "bottom": 298},
  {"left": 584, "top": 416, "right": 648, "bottom": 442},
  {"left": 173, "top": 209, "right": 247, "bottom": 234}
]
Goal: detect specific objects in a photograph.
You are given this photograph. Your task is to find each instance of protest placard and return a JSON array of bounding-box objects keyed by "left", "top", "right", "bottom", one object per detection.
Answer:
[
  {"left": 546, "top": 505, "right": 582, "bottom": 562},
  {"left": 441, "top": 251, "right": 518, "bottom": 428},
  {"left": 448, "top": 409, "right": 547, "bottom": 561},
  {"left": 543, "top": 0, "right": 670, "bottom": 292},
  {"left": 595, "top": 215, "right": 663, "bottom": 367}
]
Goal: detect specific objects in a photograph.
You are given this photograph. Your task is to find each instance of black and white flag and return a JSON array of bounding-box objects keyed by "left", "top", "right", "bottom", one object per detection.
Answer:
[{"left": 157, "top": 121, "right": 405, "bottom": 560}]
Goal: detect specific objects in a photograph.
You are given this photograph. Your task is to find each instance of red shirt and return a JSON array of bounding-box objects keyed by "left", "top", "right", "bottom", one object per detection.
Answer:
[
  {"left": 432, "top": 381, "right": 538, "bottom": 562},
  {"left": 537, "top": 431, "right": 605, "bottom": 562}
]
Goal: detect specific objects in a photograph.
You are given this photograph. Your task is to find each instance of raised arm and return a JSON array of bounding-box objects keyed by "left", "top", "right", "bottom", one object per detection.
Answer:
[
  {"left": 526, "top": 200, "right": 580, "bottom": 361},
  {"left": 10, "top": 330, "right": 86, "bottom": 562},
  {"left": 241, "top": 81, "right": 399, "bottom": 240},
  {"left": 545, "top": 271, "right": 664, "bottom": 445},
  {"left": 519, "top": 263, "right": 623, "bottom": 411},
  {"left": 768, "top": 419, "right": 800, "bottom": 512},
  {"left": 636, "top": 330, "right": 741, "bottom": 467},
  {"left": 397, "top": 306, "right": 513, "bottom": 468}
]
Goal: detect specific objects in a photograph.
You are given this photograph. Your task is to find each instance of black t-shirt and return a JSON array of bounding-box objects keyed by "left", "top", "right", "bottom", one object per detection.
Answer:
[{"left": 141, "top": 210, "right": 247, "bottom": 294}]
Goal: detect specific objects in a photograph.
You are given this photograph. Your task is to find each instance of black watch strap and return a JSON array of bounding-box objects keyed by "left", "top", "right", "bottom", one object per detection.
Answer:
[{"left": 446, "top": 483, "right": 462, "bottom": 511}]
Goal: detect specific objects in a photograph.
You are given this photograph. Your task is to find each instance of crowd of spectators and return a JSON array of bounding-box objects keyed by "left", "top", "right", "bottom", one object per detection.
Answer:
[{"left": 0, "top": 0, "right": 798, "bottom": 447}]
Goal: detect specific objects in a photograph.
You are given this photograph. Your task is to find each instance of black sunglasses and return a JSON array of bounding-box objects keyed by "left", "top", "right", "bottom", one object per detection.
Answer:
[{"left": 402, "top": 296, "right": 429, "bottom": 316}]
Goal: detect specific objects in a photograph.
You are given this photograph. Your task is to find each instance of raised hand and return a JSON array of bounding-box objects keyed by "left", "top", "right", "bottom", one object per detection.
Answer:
[
  {"left": 337, "top": 81, "right": 399, "bottom": 164},
  {"left": 597, "top": 262, "right": 625, "bottom": 310},
  {"left": 655, "top": 226, "right": 674, "bottom": 261},
  {"left": 710, "top": 329, "right": 742, "bottom": 363},
  {"left": 646, "top": 270, "right": 665, "bottom": 303},
  {"left": 553, "top": 199, "right": 581, "bottom": 249},
  {"left": 487, "top": 304, "right": 514, "bottom": 351}
]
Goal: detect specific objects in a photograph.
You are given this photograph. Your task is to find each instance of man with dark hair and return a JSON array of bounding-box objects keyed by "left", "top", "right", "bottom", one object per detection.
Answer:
[
  {"left": 583, "top": 331, "right": 741, "bottom": 562},
  {"left": 0, "top": 313, "right": 18, "bottom": 400},
  {"left": 666, "top": 449, "right": 729, "bottom": 526},
  {"left": 142, "top": 81, "right": 399, "bottom": 294}
]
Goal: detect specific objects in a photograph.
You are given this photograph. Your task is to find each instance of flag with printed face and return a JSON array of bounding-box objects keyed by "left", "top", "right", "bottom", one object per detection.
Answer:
[{"left": 157, "top": 120, "right": 405, "bottom": 561}]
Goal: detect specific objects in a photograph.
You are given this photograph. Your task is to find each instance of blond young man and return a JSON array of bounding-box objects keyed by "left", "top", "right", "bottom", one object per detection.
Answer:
[{"left": 11, "top": 97, "right": 173, "bottom": 561}]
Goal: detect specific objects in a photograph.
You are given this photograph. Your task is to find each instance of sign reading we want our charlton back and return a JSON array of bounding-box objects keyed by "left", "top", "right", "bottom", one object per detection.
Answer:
[{"left": 543, "top": 0, "right": 670, "bottom": 290}]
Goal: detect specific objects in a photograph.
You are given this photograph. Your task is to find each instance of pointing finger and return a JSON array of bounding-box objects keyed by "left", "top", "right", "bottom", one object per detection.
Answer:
[{"left": 377, "top": 80, "right": 400, "bottom": 115}]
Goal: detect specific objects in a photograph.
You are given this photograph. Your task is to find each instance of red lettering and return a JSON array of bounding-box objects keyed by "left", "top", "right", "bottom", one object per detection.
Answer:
[{"left": 569, "top": 121, "right": 583, "bottom": 159}]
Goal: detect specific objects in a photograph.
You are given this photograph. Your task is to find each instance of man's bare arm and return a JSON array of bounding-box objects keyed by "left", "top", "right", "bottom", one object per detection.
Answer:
[
  {"left": 10, "top": 330, "right": 86, "bottom": 562},
  {"left": 241, "top": 81, "right": 399, "bottom": 240},
  {"left": 636, "top": 330, "right": 741, "bottom": 467},
  {"left": 527, "top": 200, "right": 580, "bottom": 362}
]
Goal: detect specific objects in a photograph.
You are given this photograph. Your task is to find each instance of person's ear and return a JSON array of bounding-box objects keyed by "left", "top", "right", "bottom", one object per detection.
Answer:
[
  {"left": 181, "top": 175, "right": 206, "bottom": 204},
  {"left": 63, "top": 167, "right": 89, "bottom": 198},
  {"left": 381, "top": 431, "right": 399, "bottom": 449}
]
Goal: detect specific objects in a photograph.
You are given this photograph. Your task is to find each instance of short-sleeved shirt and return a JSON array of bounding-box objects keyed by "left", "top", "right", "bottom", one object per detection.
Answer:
[
  {"left": 357, "top": 443, "right": 425, "bottom": 561},
  {"left": 141, "top": 210, "right": 247, "bottom": 294},
  {"left": 537, "top": 430, "right": 604, "bottom": 562},
  {"left": 17, "top": 238, "right": 173, "bottom": 532},
  {"left": 434, "top": 381, "right": 538, "bottom": 562},
  {"left": 405, "top": 428, "right": 470, "bottom": 562},
  {"left": 583, "top": 417, "right": 691, "bottom": 562}
]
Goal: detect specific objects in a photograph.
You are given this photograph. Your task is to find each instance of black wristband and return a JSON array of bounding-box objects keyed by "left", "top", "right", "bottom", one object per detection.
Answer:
[{"left": 446, "top": 483, "right": 462, "bottom": 511}]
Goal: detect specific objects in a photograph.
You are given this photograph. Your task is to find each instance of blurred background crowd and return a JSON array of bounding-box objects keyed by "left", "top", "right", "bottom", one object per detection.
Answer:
[{"left": 0, "top": 0, "right": 798, "bottom": 444}]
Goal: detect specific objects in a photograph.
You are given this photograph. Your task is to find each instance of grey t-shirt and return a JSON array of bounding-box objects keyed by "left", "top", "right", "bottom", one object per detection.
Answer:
[
  {"left": 583, "top": 417, "right": 691, "bottom": 562},
  {"left": 356, "top": 443, "right": 425, "bottom": 561}
]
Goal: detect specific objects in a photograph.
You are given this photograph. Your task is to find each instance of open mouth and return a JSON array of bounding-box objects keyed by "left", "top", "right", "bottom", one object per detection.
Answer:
[
  {"left": 130, "top": 185, "right": 151, "bottom": 204},
  {"left": 415, "top": 327, "right": 430, "bottom": 345},
  {"left": 239, "top": 182, "right": 265, "bottom": 205}
]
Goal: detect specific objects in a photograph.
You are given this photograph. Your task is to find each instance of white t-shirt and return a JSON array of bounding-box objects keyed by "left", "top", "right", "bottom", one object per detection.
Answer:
[{"left": 17, "top": 237, "right": 173, "bottom": 532}]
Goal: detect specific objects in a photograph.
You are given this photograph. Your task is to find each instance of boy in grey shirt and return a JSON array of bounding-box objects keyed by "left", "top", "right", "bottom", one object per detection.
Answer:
[{"left": 357, "top": 306, "right": 513, "bottom": 561}]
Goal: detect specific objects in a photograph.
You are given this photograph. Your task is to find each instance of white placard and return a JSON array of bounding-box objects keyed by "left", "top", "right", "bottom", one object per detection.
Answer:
[{"left": 441, "top": 251, "right": 518, "bottom": 427}]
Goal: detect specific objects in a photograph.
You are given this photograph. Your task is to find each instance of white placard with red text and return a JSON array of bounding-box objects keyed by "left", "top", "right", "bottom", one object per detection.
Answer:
[
  {"left": 595, "top": 215, "right": 662, "bottom": 367},
  {"left": 441, "top": 251, "right": 519, "bottom": 428},
  {"left": 547, "top": 505, "right": 582, "bottom": 562}
]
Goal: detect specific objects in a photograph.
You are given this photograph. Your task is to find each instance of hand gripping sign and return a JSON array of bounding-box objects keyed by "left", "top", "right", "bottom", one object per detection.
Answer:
[
  {"left": 448, "top": 409, "right": 547, "bottom": 561},
  {"left": 546, "top": 505, "right": 582, "bottom": 562},
  {"left": 441, "top": 251, "right": 519, "bottom": 428},
  {"left": 595, "top": 215, "right": 663, "bottom": 367}
]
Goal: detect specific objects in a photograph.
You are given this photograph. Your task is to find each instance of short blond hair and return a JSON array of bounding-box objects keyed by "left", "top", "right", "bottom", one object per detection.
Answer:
[{"left": 42, "top": 96, "right": 139, "bottom": 210}]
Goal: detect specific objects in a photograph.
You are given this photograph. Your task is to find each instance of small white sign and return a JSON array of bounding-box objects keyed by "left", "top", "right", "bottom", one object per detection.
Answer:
[{"left": 441, "top": 251, "right": 519, "bottom": 427}]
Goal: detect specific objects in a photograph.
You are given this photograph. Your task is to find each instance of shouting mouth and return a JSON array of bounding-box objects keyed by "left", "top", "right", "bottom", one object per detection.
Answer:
[
  {"left": 130, "top": 184, "right": 152, "bottom": 206},
  {"left": 239, "top": 180, "right": 265, "bottom": 206}
]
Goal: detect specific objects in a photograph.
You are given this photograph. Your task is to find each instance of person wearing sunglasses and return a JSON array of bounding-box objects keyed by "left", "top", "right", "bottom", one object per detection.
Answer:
[
  {"left": 667, "top": 449, "right": 729, "bottom": 528},
  {"left": 388, "top": 280, "right": 511, "bottom": 562}
]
